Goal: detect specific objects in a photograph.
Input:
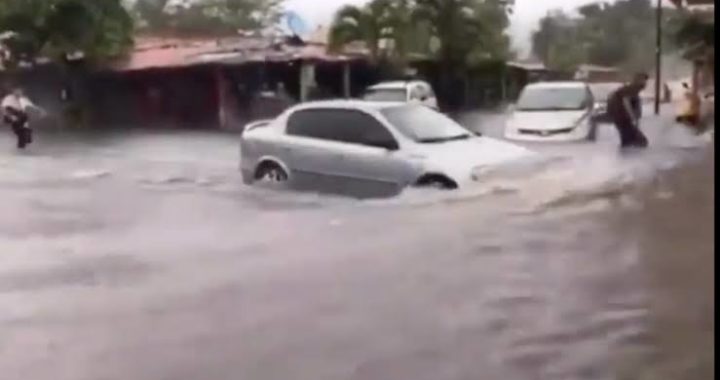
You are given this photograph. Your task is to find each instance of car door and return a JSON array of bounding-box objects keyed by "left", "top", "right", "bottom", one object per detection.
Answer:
[
  {"left": 284, "top": 109, "right": 353, "bottom": 188},
  {"left": 334, "top": 110, "right": 413, "bottom": 187},
  {"left": 285, "top": 108, "right": 411, "bottom": 192}
]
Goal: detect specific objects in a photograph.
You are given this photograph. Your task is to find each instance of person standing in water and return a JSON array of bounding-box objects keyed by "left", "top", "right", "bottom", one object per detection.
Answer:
[
  {"left": 607, "top": 73, "right": 649, "bottom": 148},
  {"left": 2, "top": 87, "right": 45, "bottom": 149}
]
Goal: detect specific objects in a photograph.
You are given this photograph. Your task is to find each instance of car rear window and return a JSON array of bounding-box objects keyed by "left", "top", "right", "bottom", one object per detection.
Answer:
[{"left": 516, "top": 86, "right": 590, "bottom": 111}]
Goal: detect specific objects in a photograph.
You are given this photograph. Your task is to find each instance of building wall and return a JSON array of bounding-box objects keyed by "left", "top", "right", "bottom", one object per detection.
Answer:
[{"left": 86, "top": 66, "right": 220, "bottom": 129}]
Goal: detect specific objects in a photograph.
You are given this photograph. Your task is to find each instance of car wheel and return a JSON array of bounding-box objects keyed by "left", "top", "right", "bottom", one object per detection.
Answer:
[
  {"left": 415, "top": 175, "right": 458, "bottom": 190},
  {"left": 255, "top": 162, "right": 288, "bottom": 183}
]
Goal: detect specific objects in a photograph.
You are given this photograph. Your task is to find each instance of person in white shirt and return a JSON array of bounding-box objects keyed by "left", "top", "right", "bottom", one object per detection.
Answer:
[{"left": 2, "top": 88, "right": 45, "bottom": 149}]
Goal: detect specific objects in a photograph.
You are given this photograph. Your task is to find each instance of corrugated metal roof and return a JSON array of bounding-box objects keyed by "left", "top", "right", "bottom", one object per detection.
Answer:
[{"left": 110, "top": 36, "right": 359, "bottom": 72}]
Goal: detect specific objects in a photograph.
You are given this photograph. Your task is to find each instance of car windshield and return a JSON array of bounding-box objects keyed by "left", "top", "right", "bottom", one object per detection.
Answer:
[
  {"left": 363, "top": 88, "right": 407, "bottom": 102},
  {"left": 516, "top": 86, "right": 587, "bottom": 111},
  {"left": 381, "top": 105, "right": 472, "bottom": 143},
  {"left": 590, "top": 83, "right": 622, "bottom": 102}
]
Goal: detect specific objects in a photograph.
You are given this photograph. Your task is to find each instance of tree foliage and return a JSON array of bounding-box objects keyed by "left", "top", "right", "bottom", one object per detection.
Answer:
[
  {"left": 532, "top": 0, "right": 679, "bottom": 72},
  {"left": 0, "top": 0, "right": 134, "bottom": 67},
  {"left": 133, "top": 0, "right": 283, "bottom": 37},
  {"left": 329, "top": 0, "right": 394, "bottom": 61},
  {"left": 670, "top": 10, "right": 714, "bottom": 62},
  {"left": 414, "top": 0, "right": 511, "bottom": 66},
  {"left": 329, "top": 0, "right": 513, "bottom": 67}
]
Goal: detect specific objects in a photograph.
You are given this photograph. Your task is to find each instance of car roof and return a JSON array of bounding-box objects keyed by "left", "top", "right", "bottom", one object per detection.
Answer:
[
  {"left": 368, "top": 80, "right": 427, "bottom": 90},
  {"left": 524, "top": 81, "right": 589, "bottom": 90},
  {"left": 288, "top": 99, "right": 407, "bottom": 113},
  {"left": 589, "top": 82, "right": 623, "bottom": 95},
  {"left": 589, "top": 82, "right": 623, "bottom": 89}
]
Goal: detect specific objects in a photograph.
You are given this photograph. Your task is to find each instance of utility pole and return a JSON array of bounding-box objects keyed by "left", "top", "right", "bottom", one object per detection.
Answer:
[{"left": 655, "top": 0, "right": 663, "bottom": 115}]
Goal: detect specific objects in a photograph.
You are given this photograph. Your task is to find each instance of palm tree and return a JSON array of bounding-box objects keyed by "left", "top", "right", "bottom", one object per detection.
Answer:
[
  {"left": 413, "top": 0, "right": 480, "bottom": 66},
  {"left": 328, "top": 0, "right": 395, "bottom": 61},
  {"left": 413, "top": 0, "right": 510, "bottom": 65}
]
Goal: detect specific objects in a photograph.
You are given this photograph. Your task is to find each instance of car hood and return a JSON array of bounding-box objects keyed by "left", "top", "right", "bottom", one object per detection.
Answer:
[
  {"left": 507, "top": 110, "right": 588, "bottom": 131},
  {"left": 406, "top": 137, "right": 534, "bottom": 183}
]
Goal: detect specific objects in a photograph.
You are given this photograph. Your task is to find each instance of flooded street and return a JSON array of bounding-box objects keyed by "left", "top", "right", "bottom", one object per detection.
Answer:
[{"left": 0, "top": 110, "right": 713, "bottom": 380}]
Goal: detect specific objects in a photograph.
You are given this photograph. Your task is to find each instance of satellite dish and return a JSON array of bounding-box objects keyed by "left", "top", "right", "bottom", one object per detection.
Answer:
[{"left": 285, "top": 11, "right": 310, "bottom": 37}]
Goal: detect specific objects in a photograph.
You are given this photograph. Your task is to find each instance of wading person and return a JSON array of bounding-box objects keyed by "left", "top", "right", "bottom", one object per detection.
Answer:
[
  {"left": 676, "top": 82, "right": 701, "bottom": 130},
  {"left": 607, "top": 73, "right": 649, "bottom": 148},
  {"left": 2, "top": 88, "right": 44, "bottom": 149}
]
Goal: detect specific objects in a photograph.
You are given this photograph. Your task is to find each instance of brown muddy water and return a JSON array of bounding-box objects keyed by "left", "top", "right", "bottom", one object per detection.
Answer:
[{"left": 0, "top": 111, "right": 714, "bottom": 380}]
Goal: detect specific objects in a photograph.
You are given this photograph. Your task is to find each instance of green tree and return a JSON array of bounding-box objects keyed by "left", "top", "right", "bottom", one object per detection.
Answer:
[
  {"left": 672, "top": 11, "right": 714, "bottom": 62},
  {"left": 413, "top": 0, "right": 511, "bottom": 67},
  {"left": 0, "top": 0, "right": 133, "bottom": 68},
  {"left": 134, "top": 0, "right": 282, "bottom": 37},
  {"left": 134, "top": 0, "right": 171, "bottom": 31},
  {"left": 532, "top": 11, "right": 583, "bottom": 71},
  {"left": 328, "top": 0, "right": 512, "bottom": 66},
  {"left": 467, "top": 0, "right": 512, "bottom": 64},
  {"left": 532, "top": 0, "right": 680, "bottom": 73},
  {"left": 328, "top": 0, "right": 395, "bottom": 61}
]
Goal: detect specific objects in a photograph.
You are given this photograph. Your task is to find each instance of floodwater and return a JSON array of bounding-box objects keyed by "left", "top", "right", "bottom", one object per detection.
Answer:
[{"left": 0, "top": 109, "right": 714, "bottom": 380}]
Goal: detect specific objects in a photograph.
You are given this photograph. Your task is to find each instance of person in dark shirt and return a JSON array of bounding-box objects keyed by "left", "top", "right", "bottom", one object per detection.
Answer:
[{"left": 607, "top": 73, "right": 649, "bottom": 148}]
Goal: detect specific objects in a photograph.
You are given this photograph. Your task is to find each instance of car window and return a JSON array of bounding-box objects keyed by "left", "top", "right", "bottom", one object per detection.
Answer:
[
  {"left": 381, "top": 105, "right": 472, "bottom": 143},
  {"left": 516, "top": 86, "right": 588, "bottom": 111},
  {"left": 287, "top": 109, "right": 398, "bottom": 149}
]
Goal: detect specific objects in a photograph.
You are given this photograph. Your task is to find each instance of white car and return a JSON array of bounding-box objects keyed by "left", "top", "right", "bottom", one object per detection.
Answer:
[
  {"left": 363, "top": 80, "right": 439, "bottom": 110},
  {"left": 505, "top": 81, "right": 598, "bottom": 142},
  {"left": 240, "top": 101, "right": 532, "bottom": 191}
]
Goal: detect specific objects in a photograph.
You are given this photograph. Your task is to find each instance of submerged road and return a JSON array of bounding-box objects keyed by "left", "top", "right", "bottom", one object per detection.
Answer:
[{"left": 0, "top": 110, "right": 714, "bottom": 380}]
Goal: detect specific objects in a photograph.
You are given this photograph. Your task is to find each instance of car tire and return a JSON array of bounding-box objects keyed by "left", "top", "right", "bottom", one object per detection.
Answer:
[
  {"left": 415, "top": 175, "right": 458, "bottom": 190},
  {"left": 255, "top": 162, "right": 289, "bottom": 183}
]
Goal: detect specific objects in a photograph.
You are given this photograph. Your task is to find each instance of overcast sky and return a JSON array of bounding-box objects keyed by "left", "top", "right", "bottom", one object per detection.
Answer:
[{"left": 283, "top": 0, "right": 668, "bottom": 57}]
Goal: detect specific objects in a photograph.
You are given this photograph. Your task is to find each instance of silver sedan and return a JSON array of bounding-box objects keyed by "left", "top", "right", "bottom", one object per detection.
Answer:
[{"left": 240, "top": 101, "right": 532, "bottom": 192}]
